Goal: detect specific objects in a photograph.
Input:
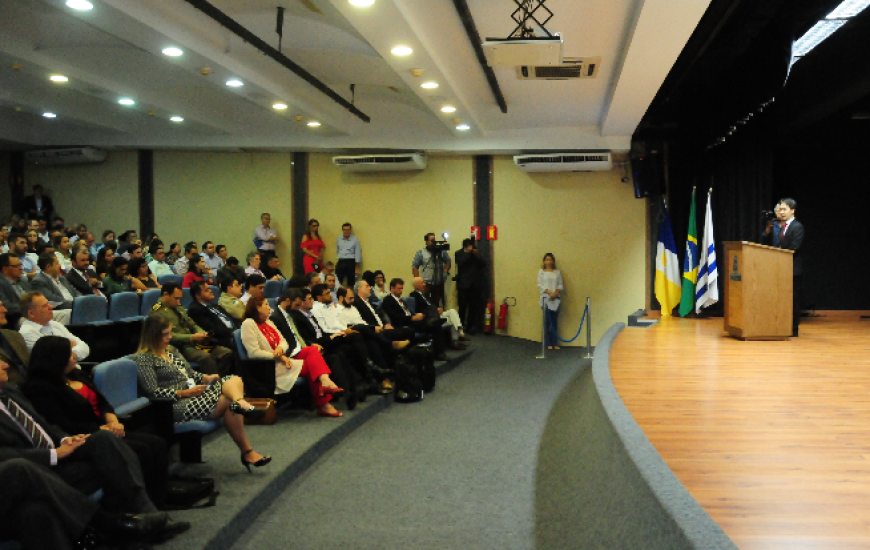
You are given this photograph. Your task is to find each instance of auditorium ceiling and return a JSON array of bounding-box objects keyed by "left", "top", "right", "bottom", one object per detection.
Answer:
[{"left": 0, "top": 0, "right": 711, "bottom": 153}]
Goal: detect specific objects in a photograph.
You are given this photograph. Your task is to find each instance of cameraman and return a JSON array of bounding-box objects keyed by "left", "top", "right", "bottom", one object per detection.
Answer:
[
  {"left": 760, "top": 198, "right": 805, "bottom": 337},
  {"left": 455, "top": 238, "right": 485, "bottom": 334},
  {"left": 412, "top": 233, "right": 451, "bottom": 309}
]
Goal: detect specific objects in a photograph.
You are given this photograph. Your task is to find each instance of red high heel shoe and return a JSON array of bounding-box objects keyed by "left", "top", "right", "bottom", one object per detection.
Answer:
[
  {"left": 320, "top": 386, "right": 344, "bottom": 395},
  {"left": 316, "top": 408, "right": 343, "bottom": 418}
]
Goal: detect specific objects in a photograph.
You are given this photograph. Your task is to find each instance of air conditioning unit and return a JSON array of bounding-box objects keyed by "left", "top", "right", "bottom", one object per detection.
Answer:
[
  {"left": 514, "top": 153, "right": 612, "bottom": 172},
  {"left": 516, "top": 57, "right": 601, "bottom": 80},
  {"left": 332, "top": 153, "right": 428, "bottom": 172},
  {"left": 25, "top": 147, "right": 108, "bottom": 166}
]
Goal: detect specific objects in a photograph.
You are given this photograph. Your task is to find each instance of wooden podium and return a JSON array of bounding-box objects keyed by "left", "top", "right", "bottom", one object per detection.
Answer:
[{"left": 723, "top": 241, "right": 793, "bottom": 340}]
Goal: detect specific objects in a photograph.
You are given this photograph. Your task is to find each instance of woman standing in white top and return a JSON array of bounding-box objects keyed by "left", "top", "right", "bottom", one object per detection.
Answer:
[{"left": 537, "top": 253, "right": 564, "bottom": 350}]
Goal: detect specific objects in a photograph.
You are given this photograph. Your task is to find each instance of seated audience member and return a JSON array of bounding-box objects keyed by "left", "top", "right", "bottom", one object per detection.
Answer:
[
  {"left": 245, "top": 251, "right": 265, "bottom": 277},
  {"left": 0, "top": 253, "right": 31, "bottom": 327},
  {"left": 95, "top": 243, "right": 117, "bottom": 278},
  {"left": 351, "top": 279, "right": 416, "bottom": 352},
  {"left": 360, "top": 270, "right": 381, "bottom": 307},
  {"left": 310, "top": 284, "right": 388, "bottom": 372},
  {"left": 117, "top": 230, "right": 138, "bottom": 256},
  {"left": 217, "top": 256, "right": 246, "bottom": 288},
  {"left": 381, "top": 277, "right": 452, "bottom": 358},
  {"left": 285, "top": 274, "right": 309, "bottom": 290},
  {"left": 134, "top": 315, "right": 270, "bottom": 471},
  {"left": 66, "top": 251, "right": 103, "bottom": 296},
  {"left": 148, "top": 240, "right": 175, "bottom": 277},
  {"left": 29, "top": 255, "right": 79, "bottom": 323},
  {"left": 173, "top": 242, "right": 198, "bottom": 276},
  {"left": 37, "top": 218, "right": 50, "bottom": 243},
  {"left": 318, "top": 260, "right": 334, "bottom": 283},
  {"left": 22, "top": 336, "right": 168, "bottom": 507},
  {"left": 261, "top": 254, "right": 285, "bottom": 281},
  {"left": 372, "top": 270, "right": 390, "bottom": 301},
  {"left": 187, "top": 281, "right": 237, "bottom": 350},
  {"left": 83, "top": 232, "right": 97, "bottom": 260},
  {"left": 240, "top": 274, "right": 266, "bottom": 305},
  {"left": 25, "top": 229, "right": 40, "bottom": 258},
  {"left": 336, "top": 287, "right": 408, "bottom": 372},
  {"left": 68, "top": 224, "right": 87, "bottom": 245},
  {"left": 96, "top": 229, "right": 115, "bottom": 253},
  {"left": 411, "top": 276, "right": 468, "bottom": 343},
  {"left": 325, "top": 273, "right": 338, "bottom": 303},
  {"left": 129, "top": 257, "right": 161, "bottom": 291},
  {"left": 11, "top": 233, "right": 38, "bottom": 280},
  {"left": 216, "top": 244, "right": 229, "bottom": 265},
  {"left": 123, "top": 243, "right": 144, "bottom": 262},
  {"left": 181, "top": 253, "right": 209, "bottom": 289},
  {"left": 26, "top": 218, "right": 39, "bottom": 234},
  {"left": 0, "top": 299, "right": 31, "bottom": 386},
  {"left": 149, "top": 282, "right": 233, "bottom": 376},
  {"left": 103, "top": 257, "right": 131, "bottom": 296},
  {"left": 141, "top": 232, "right": 159, "bottom": 261},
  {"left": 306, "top": 271, "right": 321, "bottom": 289},
  {"left": 0, "top": 225, "right": 7, "bottom": 253},
  {"left": 53, "top": 233, "right": 73, "bottom": 272},
  {"left": 202, "top": 241, "right": 222, "bottom": 282},
  {"left": 165, "top": 242, "right": 181, "bottom": 265},
  {"left": 218, "top": 278, "right": 245, "bottom": 321},
  {"left": 241, "top": 297, "right": 343, "bottom": 416},
  {"left": 19, "top": 292, "right": 88, "bottom": 357}
]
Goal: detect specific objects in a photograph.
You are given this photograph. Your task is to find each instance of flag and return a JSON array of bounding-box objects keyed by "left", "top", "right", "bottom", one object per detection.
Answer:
[
  {"left": 655, "top": 205, "right": 682, "bottom": 317},
  {"left": 695, "top": 191, "right": 719, "bottom": 312},
  {"left": 679, "top": 189, "right": 699, "bottom": 317}
]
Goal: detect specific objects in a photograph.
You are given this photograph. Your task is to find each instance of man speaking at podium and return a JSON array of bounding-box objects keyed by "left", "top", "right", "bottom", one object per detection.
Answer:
[{"left": 761, "top": 198, "right": 804, "bottom": 337}]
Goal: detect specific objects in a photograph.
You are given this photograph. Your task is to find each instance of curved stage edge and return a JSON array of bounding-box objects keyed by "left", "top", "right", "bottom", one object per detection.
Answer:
[{"left": 535, "top": 323, "right": 737, "bottom": 550}]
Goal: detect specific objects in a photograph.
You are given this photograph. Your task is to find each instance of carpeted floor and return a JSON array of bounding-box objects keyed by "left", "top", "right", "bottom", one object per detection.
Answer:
[{"left": 231, "top": 337, "right": 589, "bottom": 550}]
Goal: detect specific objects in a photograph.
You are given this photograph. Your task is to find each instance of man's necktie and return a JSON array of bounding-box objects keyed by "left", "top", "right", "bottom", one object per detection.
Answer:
[
  {"left": 287, "top": 317, "right": 304, "bottom": 348},
  {"left": 0, "top": 393, "right": 52, "bottom": 449},
  {"left": 779, "top": 222, "right": 786, "bottom": 245}
]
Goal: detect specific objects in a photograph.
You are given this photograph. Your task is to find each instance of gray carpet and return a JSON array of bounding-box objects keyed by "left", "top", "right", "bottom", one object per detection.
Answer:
[{"left": 231, "top": 337, "right": 588, "bottom": 550}]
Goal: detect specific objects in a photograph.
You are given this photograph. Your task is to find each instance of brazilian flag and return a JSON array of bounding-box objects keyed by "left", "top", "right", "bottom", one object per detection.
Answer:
[{"left": 679, "top": 189, "right": 698, "bottom": 317}]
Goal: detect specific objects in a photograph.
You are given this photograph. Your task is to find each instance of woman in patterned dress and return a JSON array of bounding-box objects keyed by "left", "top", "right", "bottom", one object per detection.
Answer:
[{"left": 133, "top": 315, "right": 271, "bottom": 471}]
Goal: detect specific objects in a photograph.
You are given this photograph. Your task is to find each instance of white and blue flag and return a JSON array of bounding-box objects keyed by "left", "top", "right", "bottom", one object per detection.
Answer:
[{"left": 695, "top": 191, "right": 718, "bottom": 313}]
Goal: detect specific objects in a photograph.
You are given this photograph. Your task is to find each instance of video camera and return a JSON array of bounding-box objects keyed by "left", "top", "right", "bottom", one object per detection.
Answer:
[
  {"left": 427, "top": 232, "right": 451, "bottom": 253},
  {"left": 761, "top": 210, "right": 777, "bottom": 223}
]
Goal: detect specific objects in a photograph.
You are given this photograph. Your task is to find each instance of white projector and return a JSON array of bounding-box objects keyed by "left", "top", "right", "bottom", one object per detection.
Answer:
[{"left": 482, "top": 37, "right": 563, "bottom": 67}]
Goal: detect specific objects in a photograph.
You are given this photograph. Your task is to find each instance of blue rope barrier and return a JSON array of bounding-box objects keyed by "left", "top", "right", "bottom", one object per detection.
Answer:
[{"left": 545, "top": 304, "right": 588, "bottom": 343}]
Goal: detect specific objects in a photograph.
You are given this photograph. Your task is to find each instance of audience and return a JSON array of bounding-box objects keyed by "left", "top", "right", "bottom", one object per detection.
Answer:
[
  {"left": 218, "top": 278, "right": 245, "bottom": 320},
  {"left": 245, "top": 251, "right": 265, "bottom": 278},
  {"left": 129, "top": 257, "right": 161, "bottom": 291},
  {"left": 37, "top": 218, "right": 50, "bottom": 243},
  {"left": 325, "top": 273, "right": 338, "bottom": 303},
  {"left": 11, "top": 233, "right": 38, "bottom": 280},
  {"left": 217, "top": 256, "right": 246, "bottom": 288},
  {"left": 29, "top": 254, "right": 78, "bottom": 323},
  {"left": 261, "top": 254, "right": 285, "bottom": 281},
  {"left": 147, "top": 239, "right": 175, "bottom": 277},
  {"left": 240, "top": 274, "right": 266, "bottom": 305},
  {"left": 95, "top": 244, "right": 117, "bottom": 278},
  {"left": 165, "top": 242, "right": 181, "bottom": 265},
  {"left": 124, "top": 242, "right": 144, "bottom": 262},
  {"left": 173, "top": 241, "right": 198, "bottom": 276},
  {"left": 187, "top": 281, "right": 237, "bottom": 350},
  {"left": 410, "top": 276, "right": 468, "bottom": 345},
  {"left": 0, "top": 226, "right": 7, "bottom": 253},
  {"left": 254, "top": 213, "right": 278, "bottom": 259},
  {"left": 133, "top": 315, "right": 271, "bottom": 472},
  {"left": 68, "top": 223, "right": 87, "bottom": 245},
  {"left": 0, "top": 253, "right": 31, "bottom": 327},
  {"left": 372, "top": 270, "right": 389, "bottom": 301},
  {"left": 53, "top": 233, "right": 73, "bottom": 272},
  {"left": 25, "top": 229, "right": 40, "bottom": 258},
  {"left": 202, "top": 241, "right": 222, "bottom": 282},
  {"left": 0, "top": 299, "right": 31, "bottom": 386},
  {"left": 103, "top": 256, "right": 131, "bottom": 296},
  {"left": 318, "top": 260, "right": 334, "bottom": 283},
  {"left": 380, "top": 277, "right": 450, "bottom": 359},
  {"left": 19, "top": 291, "right": 89, "bottom": 357},
  {"left": 66, "top": 251, "right": 104, "bottom": 296},
  {"left": 117, "top": 230, "right": 138, "bottom": 255},
  {"left": 181, "top": 253, "right": 208, "bottom": 289}
]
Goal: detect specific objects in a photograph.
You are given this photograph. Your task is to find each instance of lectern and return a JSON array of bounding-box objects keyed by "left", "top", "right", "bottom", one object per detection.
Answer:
[{"left": 723, "top": 241, "right": 793, "bottom": 340}]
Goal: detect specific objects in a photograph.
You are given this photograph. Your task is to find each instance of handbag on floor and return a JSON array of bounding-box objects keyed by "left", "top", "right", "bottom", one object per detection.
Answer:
[
  {"left": 393, "top": 354, "right": 424, "bottom": 403},
  {"left": 164, "top": 476, "right": 219, "bottom": 510},
  {"left": 409, "top": 345, "right": 436, "bottom": 393}
]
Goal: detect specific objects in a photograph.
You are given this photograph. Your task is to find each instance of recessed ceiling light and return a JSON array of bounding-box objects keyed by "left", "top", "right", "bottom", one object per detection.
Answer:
[
  {"left": 66, "top": 0, "right": 93, "bottom": 10},
  {"left": 170, "top": 116, "right": 184, "bottom": 122},
  {"left": 226, "top": 79, "right": 244, "bottom": 87},
  {"left": 441, "top": 106, "right": 456, "bottom": 113},
  {"left": 421, "top": 82, "right": 439, "bottom": 89},
  {"left": 456, "top": 124, "right": 470, "bottom": 130},
  {"left": 391, "top": 46, "right": 413, "bottom": 56},
  {"left": 349, "top": 0, "right": 375, "bottom": 6},
  {"left": 272, "top": 103, "right": 288, "bottom": 110},
  {"left": 118, "top": 98, "right": 135, "bottom": 106},
  {"left": 162, "top": 47, "right": 183, "bottom": 57},
  {"left": 307, "top": 121, "right": 321, "bottom": 127},
  {"left": 827, "top": 0, "right": 870, "bottom": 19},
  {"left": 43, "top": 112, "right": 57, "bottom": 118},
  {"left": 49, "top": 75, "right": 68, "bottom": 83}
]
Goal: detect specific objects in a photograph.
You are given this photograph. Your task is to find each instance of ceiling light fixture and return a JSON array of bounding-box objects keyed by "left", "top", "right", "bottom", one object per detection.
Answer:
[
  {"left": 421, "top": 82, "right": 439, "bottom": 89},
  {"left": 441, "top": 106, "right": 456, "bottom": 113},
  {"left": 456, "top": 124, "right": 470, "bottom": 130},
  {"left": 49, "top": 75, "right": 68, "bottom": 83},
  {"left": 43, "top": 112, "right": 57, "bottom": 118},
  {"left": 272, "top": 103, "right": 288, "bottom": 110},
  {"left": 66, "top": 0, "right": 93, "bottom": 10},
  {"left": 162, "top": 47, "right": 183, "bottom": 57},
  {"left": 792, "top": 0, "right": 870, "bottom": 62},
  {"left": 307, "top": 121, "right": 321, "bottom": 127},
  {"left": 226, "top": 79, "right": 244, "bottom": 87},
  {"left": 118, "top": 98, "right": 135, "bottom": 106},
  {"left": 349, "top": 0, "right": 375, "bottom": 6},
  {"left": 170, "top": 116, "right": 184, "bottom": 122},
  {"left": 391, "top": 46, "right": 413, "bottom": 56}
]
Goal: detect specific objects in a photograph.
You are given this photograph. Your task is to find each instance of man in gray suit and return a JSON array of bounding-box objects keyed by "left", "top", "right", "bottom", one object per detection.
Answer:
[
  {"left": 29, "top": 253, "right": 78, "bottom": 325},
  {"left": 0, "top": 253, "right": 31, "bottom": 327}
]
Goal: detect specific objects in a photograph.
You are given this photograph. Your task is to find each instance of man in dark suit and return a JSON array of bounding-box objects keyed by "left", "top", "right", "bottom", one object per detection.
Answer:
[
  {"left": 454, "top": 238, "right": 486, "bottom": 333},
  {"left": 66, "top": 250, "right": 104, "bottom": 296},
  {"left": 0, "top": 359, "right": 189, "bottom": 544},
  {"left": 0, "top": 299, "right": 30, "bottom": 387},
  {"left": 30, "top": 254, "right": 80, "bottom": 311},
  {"left": 380, "top": 278, "right": 449, "bottom": 360},
  {"left": 761, "top": 197, "right": 805, "bottom": 336},
  {"left": 186, "top": 281, "right": 238, "bottom": 351},
  {"left": 0, "top": 253, "right": 31, "bottom": 328},
  {"left": 21, "top": 184, "right": 53, "bottom": 221}
]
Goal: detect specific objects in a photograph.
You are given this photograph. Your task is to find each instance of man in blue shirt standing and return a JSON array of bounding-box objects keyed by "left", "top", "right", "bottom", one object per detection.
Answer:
[{"left": 335, "top": 223, "right": 361, "bottom": 288}]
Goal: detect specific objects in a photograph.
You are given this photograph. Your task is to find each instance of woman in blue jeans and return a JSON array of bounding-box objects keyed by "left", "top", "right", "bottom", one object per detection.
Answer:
[{"left": 537, "top": 253, "right": 564, "bottom": 350}]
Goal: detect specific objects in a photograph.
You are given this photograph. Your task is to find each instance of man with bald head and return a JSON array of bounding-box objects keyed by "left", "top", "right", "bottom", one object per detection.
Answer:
[{"left": 410, "top": 276, "right": 468, "bottom": 345}]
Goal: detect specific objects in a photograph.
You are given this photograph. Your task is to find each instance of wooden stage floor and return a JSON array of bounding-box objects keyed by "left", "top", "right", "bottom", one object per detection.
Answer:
[{"left": 610, "top": 313, "right": 870, "bottom": 550}]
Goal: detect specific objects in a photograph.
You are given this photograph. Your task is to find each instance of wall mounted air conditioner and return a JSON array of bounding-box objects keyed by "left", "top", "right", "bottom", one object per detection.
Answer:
[
  {"left": 332, "top": 152, "right": 427, "bottom": 172},
  {"left": 25, "top": 147, "right": 108, "bottom": 166},
  {"left": 514, "top": 153, "right": 612, "bottom": 172}
]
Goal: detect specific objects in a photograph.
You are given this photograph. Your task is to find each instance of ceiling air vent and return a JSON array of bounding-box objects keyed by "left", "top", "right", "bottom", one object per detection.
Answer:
[
  {"left": 516, "top": 57, "right": 601, "bottom": 80},
  {"left": 514, "top": 152, "right": 612, "bottom": 172},
  {"left": 332, "top": 152, "right": 427, "bottom": 172}
]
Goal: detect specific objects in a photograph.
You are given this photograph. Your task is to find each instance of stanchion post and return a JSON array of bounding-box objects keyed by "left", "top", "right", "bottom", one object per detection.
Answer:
[
  {"left": 584, "top": 296, "right": 593, "bottom": 358},
  {"left": 536, "top": 298, "right": 546, "bottom": 359}
]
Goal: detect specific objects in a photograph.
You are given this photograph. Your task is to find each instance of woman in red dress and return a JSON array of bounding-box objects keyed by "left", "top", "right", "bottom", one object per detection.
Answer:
[{"left": 300, "top": 218, "right": 325, "bottom": 274}]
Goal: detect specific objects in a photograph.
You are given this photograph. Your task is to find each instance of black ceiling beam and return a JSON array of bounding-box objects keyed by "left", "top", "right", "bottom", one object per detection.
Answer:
[
  {"left": 182, "top": 0, "right": 370, "bottom": 123},
  {"left": 452, "top": 0, "right": 508, "bottom": 114}
]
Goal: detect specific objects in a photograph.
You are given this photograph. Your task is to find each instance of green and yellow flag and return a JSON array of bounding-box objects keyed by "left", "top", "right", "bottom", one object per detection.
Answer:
[{"left": 679, "top": 189, "right": 698, "bottom": 317}]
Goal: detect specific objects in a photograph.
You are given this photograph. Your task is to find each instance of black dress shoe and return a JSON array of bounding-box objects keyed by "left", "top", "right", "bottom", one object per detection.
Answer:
[
  {"left": 346, "top": 392, "right": 358, "bottom": 410},
  {"left": 154, "top": 518, "right": 191, "bottom": 542},
  {"left": 102, "top": 512, "right": 167, "bottom": 541}
]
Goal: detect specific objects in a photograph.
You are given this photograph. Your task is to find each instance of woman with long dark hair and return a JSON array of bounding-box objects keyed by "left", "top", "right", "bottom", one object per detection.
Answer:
[
  {"left": 300, "top": 218, "right": 325, "bottom": 275},
  {"left": 129, "top": 257, "right": 161, "bottom": 291},
  {"left": 537, "top": 252, "right": 565, "bottom": 350},
  {"left": 182, "top": 253, "right": 207, "bottom": 288},
  {"left": 95, "top": 243, "right": 116, "bottom": 278},
  {"left": 22, "top": 336, "right": 170, "bottom": 507},
  {"left": 103, "top": 256, "right": 130, "bottom": 296}
]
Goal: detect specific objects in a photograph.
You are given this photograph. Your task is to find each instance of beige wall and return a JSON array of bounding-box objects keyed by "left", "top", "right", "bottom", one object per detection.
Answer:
[
  {"left": 24, "top": 151, "right": 139, "bottom": 238},
  {"left": 308, "top": 153, "right": 473, "bottom": 308},
  {"left": 154, "top": 151, "right": 294, "bottom": 268},
  {"left": 492, "top": 157, "right": 646, "bottom": 344},
  {"left": 0, "top": 153, "right": 10, "bottom": 223}
]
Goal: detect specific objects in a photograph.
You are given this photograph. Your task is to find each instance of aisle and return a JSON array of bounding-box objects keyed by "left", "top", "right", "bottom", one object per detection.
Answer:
[{"left": 232, "top": 337, "right": 589, "bottom": 550}]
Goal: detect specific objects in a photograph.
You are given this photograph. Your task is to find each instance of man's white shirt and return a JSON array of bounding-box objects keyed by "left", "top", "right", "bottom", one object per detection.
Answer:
[{"left": 19, "top": 318, "right": 90, "bottom": 359}]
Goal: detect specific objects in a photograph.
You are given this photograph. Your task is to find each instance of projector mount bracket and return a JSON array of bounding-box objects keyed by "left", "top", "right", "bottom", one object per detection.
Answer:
[{"left": 509, "top": 0, "right": 555, "bottom": 38}]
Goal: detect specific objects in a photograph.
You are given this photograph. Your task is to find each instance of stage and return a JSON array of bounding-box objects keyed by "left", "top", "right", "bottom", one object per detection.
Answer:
[{"left": 610, "top": 313, "right": 870, "bottom": 550}]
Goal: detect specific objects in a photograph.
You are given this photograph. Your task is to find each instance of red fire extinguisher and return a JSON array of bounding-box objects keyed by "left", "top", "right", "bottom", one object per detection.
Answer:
[
  {"left": 484, "top": 301, "right": 494, "bottom": 333},
  {"left": 497, "top": 301, "right": 509, "bottom": 330}
]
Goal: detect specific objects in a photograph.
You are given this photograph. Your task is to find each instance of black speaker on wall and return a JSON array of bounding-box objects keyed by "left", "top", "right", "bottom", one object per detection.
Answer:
[{"left": 630, "top": 156, "right": 661, "bottom": 199}]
